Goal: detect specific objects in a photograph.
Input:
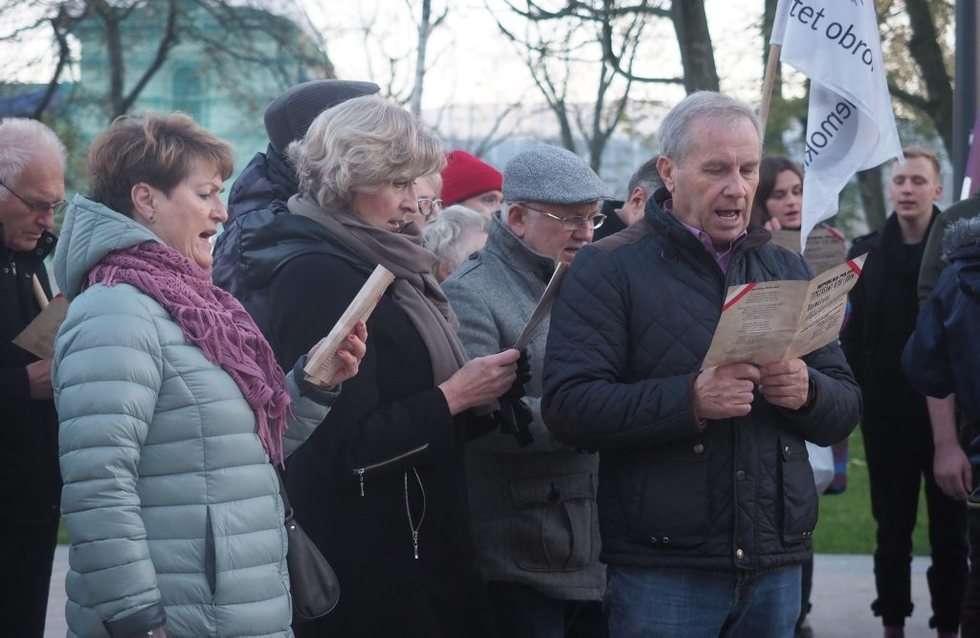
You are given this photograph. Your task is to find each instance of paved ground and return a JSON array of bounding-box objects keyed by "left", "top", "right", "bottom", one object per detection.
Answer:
[{"left": 45, "top": 550, "right": 937, "bottom": 637}]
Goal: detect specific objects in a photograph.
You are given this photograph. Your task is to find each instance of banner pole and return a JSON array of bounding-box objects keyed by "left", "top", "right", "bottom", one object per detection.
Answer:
[{"left": 759, "top": 44, "right": 782, "bottom": 139}]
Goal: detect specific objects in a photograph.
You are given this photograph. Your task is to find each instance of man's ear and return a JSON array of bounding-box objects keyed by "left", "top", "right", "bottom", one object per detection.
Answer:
[
  {"left": 130, "top": 183, "right": 157, "bottom": 224},
  {"left": 629, "top": 186, "right": 646, "bottom": 208},
  {"left": 933, "top": 181, "right": 944, "bottom": 202},
  {"left": 656, "top": 156, "right": 675, "bottom": 193},
  {"left": 506, "top": 204, "right": 528, "bottom": 238}
]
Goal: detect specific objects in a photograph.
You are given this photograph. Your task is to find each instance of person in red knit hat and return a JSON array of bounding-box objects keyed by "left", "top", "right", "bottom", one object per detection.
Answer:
[{"left": 441, "top": 150, "right": 503, "bottom": 217}]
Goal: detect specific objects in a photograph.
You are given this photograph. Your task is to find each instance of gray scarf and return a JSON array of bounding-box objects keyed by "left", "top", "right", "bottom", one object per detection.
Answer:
[{"left": 288, "top": 194, "right": 468, "bottom": 385}]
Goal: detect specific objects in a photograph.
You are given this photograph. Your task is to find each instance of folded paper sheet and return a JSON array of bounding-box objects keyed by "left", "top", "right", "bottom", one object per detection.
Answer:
[
  {"left": 13, "top": 296, "right": 69, "bottom": 359},
  {"left": 770, "top": 225, "right": 848, "bottom": 275},
  {"left": 304, "top": 265, "right": 395, "bottom": 386},
  {"left": 514, "top": 262, "right": 567, "bottom": 351},
  {"left": 702, "top": 255, "right": 866, "bottom": 368}
]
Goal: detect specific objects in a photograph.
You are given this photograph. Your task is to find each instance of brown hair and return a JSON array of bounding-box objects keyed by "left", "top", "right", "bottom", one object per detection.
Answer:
[
  {"left": 87, "top": 112, "right": 234, "bottom": 216},
  {"left": 899, "top": 145, "right": 941, "bottom": 180},
  {"left": 751, "top": 155, "right": 803, "bottom": 227}
]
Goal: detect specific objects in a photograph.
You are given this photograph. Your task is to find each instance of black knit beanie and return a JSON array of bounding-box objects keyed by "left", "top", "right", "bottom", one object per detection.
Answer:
[{"left": 264, "top": 79, "right": 380, "bottom": 153}]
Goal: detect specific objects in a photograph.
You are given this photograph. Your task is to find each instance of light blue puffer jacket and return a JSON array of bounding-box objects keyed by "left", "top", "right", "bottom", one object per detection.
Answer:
[{"left": 52, "top": 195, "right": 332, "bottom": 637}]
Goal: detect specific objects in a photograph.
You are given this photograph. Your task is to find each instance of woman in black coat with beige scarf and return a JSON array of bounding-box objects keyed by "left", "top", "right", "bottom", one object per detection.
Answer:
[{"left": 236, "top": 95, "right": 520, "bottom": 637}]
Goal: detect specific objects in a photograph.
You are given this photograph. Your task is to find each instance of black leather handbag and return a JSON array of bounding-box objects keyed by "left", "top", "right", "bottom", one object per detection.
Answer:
[{"left": 275, "top": 467, "right": 341, "bottom": 622}]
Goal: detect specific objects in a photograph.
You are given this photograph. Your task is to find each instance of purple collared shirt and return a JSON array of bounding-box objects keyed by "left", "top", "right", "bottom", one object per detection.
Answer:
[{"left": 663, "top": 198, "right": 747, "bottom": 273}]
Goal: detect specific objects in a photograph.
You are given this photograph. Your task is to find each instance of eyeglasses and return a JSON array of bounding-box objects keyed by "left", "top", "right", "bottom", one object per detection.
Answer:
[
  {"left": 417, "top": 197, "right": 443, "bottom": 220},
  {"left": 0, "top": 181, "right": 65, "bottom": 216},
  {"left": 522, "top": 204, "right": 606, "bottom": 231}
]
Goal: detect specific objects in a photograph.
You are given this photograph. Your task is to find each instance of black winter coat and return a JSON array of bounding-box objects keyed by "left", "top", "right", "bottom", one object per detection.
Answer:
[
  {"left": 841, "top": 209, "right": 938, "bottom": 423},
  {"left": 0, "top": 231, "right": 61, "bottom": 520},
  {"left": 234, "top": 211, "right": 493, "bottom": 638},
  {"left": 212, "top": 146, "right": 297, "bottom": 299},
  {"left": 542, "top": 189, "right": 861, "bottom": 572}
]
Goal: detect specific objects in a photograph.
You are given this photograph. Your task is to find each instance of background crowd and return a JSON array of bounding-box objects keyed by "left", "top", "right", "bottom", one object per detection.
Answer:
[{"left": 1, "top": 76, "right": 978, "bottom": 638}]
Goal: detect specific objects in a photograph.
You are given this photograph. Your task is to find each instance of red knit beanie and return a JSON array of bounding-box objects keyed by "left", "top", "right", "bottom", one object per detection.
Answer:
[{"left": 441, "top": 150, "right": 503, "bottom": 206}]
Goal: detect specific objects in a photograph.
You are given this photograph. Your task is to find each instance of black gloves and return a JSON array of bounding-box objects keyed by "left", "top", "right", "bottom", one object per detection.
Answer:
[{"left": 496, "top": 351, "right": 534, "bottom": 446}]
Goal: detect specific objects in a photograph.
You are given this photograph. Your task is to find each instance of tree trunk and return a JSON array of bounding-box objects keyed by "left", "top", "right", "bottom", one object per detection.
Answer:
[
  {"left": 903, "top": 0, "right": 954, "bottom": 157},
  {"left": 92, "top": 1, "right": 126, "bottom": 118},
  {"left": 857, "top": 166, "right": 888, "bottom": 231},
  {"left": 670, "top": 0, "right": 719, "bottom": 93},
  {"left": 409, "top": 0, "right": 431, "bottom": 119}
]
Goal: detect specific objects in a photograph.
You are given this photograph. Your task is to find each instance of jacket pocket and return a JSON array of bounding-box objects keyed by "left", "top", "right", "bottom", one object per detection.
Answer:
[
  {"left": 779, "top": 435, "right": 818, "bottom": 545},
  {"left": 629, "top": 445, "right": 708, "bottom": 548},
  {"left": 352, "top": 444, "right": 429, "bottom": 496},
  {"left": 204, "top": 506, "right": 217, "bottom": 598},
  {"left": 509, "top": 472, "right": 597, "bottom": 572}
]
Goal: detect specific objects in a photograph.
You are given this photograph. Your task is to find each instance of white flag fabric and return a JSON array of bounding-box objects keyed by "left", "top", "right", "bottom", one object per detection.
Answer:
[{"left": 770, "top": 0, "right": 903, "bottom": 250}]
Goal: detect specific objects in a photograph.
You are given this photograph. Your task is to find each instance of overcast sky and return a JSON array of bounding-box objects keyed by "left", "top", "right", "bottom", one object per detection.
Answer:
[{"left": 302, "top": 0, "right": 786, "bottom": 113}]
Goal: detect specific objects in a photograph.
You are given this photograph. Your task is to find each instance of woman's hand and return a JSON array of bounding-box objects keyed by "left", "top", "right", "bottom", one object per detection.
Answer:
[
  {"left": 438, "top": 349, "right": 520, "bottom": 416},
  {"left": 307, "top": 321, "right": 368, "bottom": 389}
]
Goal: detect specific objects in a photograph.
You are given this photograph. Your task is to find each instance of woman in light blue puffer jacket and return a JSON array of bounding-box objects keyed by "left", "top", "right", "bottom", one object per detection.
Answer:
[{"left": 52, "top": 114, "right": 366, "bottom": 638}]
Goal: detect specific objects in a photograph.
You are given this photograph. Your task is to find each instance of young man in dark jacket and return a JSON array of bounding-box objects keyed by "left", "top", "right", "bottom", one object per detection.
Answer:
[
  {"left": 444, "top": 145, "right": 608, "bottom": 638},
  {"left": 542, "top": 92, "right": 861, "bottom": 638},
  {"left": 211, "top": 78, "right": 378, "bottom": 299},
  {"left": 842, "top": 147, "right": 966, "bottom": 638},
  {"left": 0, "top": 117, "right": 65, "bottom": 637}
]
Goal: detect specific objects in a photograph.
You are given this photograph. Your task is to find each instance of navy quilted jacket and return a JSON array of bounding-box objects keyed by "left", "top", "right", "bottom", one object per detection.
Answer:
[{"left": 542, "top": 189, "right": 861, "bottom": 571}]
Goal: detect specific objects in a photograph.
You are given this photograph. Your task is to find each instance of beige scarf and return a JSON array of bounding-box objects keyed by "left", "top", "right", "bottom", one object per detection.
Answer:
[{"left": 288, "top": 194, "right": 468, "bottom": 385}]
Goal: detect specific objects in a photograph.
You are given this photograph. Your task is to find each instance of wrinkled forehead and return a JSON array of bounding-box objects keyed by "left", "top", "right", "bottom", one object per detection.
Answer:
[{"left": 683, "top": 115, "right": 761, "bottom": 164}]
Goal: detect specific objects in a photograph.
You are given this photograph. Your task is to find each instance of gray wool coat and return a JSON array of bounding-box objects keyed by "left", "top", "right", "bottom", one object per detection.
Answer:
[
  {"left": 52, "top": 196, "right": 334, "bottom": 637},
  {"left": 443, "top": 213, "right": 604, "bottom": 601}
]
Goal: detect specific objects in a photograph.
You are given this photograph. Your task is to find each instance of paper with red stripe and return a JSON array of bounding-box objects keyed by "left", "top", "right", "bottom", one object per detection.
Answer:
[{"left": 702, "top": 254, "right": 867, "bottom": 368}]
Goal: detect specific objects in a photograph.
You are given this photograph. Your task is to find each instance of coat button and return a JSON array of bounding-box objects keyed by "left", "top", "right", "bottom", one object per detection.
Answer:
[
  {"left": 662, "top": 537, "right": 670, "bottom": 545},
  {"left": 693, "top": 443, "right": 705, "bottom": 454},
  {"left": 650, "top": 536, "right": 658, "bottom": 545},
  {"left": 736, "top": 470, "right": 746, "bottom": 480},
  {"left": 735, "top": 548, "right": 745, "bottom": 560}
]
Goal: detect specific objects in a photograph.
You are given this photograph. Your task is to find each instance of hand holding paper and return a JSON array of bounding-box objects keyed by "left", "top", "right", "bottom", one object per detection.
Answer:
[
  {"left": 759, "top": 359, "right": 810, "bottom": 410},
  {"left": 306, "top": 321, "right": 368, "bottom": 388},
  {"left": 693, "top": 363, "right": 760, "bottom": 421},
  {"left": 304, "top": 265, "right": 393, "bottom": 387}
]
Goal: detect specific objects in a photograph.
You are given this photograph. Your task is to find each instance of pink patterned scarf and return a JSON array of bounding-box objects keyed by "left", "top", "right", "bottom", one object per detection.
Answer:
[{"left": 87, "top": 240, "right": 290, "bottom": 465}]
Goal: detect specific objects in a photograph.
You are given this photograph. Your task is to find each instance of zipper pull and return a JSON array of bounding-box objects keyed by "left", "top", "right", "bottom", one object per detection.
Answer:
[
  {"left": 412, "top": 530, "right": 419, "bottom": 560},
  {"left": 357, "top": 468, "right": 365, "bottom": 496}
]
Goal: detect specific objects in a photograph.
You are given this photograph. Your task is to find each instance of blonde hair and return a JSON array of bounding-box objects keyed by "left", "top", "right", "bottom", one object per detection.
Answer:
[
  {"left": 288, "top": 95, "right": 445, "bottom": 210},
  {"left": 900, "top": 145, "right": 942, "bottom": 180}
]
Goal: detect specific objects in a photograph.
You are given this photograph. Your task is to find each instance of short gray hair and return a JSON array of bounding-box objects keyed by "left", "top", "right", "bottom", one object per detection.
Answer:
[
  {"left": 657, "top": 91, "right": 760, "bottom": 163},
  {"left": 288, "top": 95, "right": 445, "bottom": 210},
  {"left": 0, "top": 118, "right": 66, "bottom": 203},
  {"left": 422, "top": 205, "right": 488, "bottom": 272}
]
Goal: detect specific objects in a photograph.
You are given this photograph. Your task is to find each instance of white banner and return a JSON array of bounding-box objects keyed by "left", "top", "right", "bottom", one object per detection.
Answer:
[{"left": 771, "top": 0, "right": 903, "bottom": 250}]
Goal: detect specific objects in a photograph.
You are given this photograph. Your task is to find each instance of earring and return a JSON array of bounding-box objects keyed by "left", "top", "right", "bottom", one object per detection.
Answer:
[{"left": 148, "top": 211, "right": 157, "bottom": 224}]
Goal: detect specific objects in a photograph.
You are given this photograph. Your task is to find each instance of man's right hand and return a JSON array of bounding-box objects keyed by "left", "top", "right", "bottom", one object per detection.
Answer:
[
  {"left": 439, "top": 349, "right": 520, "bottom": 416},
  {"left": 934, "top": 442, "right": 973, "bottom": 501},
  {"left": 27, "top": 359, "right": 53, "bottom": 399},
  {"left": 693, "top": 363, "right": 760, "bottom": 421}
]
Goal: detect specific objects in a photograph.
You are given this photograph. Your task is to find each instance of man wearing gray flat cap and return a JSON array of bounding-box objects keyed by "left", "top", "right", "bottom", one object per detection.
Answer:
[{"left": 444, "top": 144, "right": 608, "bottom": 638}]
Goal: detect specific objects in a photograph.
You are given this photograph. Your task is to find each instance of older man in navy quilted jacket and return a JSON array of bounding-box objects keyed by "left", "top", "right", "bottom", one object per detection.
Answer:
[{"left": 542, "top": 92, "right": 861, "bottom": 638}]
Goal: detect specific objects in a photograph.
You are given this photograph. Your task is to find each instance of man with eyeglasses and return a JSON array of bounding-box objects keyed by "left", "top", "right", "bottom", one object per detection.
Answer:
[
  {"left": 443, "top": 144, "right": 608, "bottom": 638},
  {"left": 0, "top": 117, "right": 66, "bottom": 637},
  {"left": 542, "top": 93, "right": 861, "bottom": 638}
]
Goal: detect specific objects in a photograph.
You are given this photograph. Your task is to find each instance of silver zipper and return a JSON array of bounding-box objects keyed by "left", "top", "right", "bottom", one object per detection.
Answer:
[
  {"left": 352, "top": 443, "right": 429, "bottom": 496},
  {"left": 405, "top": 468, "right": 426, "bottom": 560}
]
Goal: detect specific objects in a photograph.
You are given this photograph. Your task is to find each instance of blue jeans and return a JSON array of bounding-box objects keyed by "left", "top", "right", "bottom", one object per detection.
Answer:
[{"left": 606, "top": 564, "right": 802, "bottom": 638}]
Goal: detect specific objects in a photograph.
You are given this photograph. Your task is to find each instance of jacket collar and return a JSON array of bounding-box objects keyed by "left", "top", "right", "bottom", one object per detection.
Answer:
[
  {"left": 647, "top": 186, "right": 770, "bottom": 259},
  {"left": 0, "top": 228, "right": 57, "bottom": 265},
  {"left": 484, "top": 211, "right": 559, "bottom": 284}
]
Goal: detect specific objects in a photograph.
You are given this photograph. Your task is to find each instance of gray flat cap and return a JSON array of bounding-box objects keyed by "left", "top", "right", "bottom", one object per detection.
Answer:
[{"left": 502, "top": 144, "right": 611, "bottom": 204}]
